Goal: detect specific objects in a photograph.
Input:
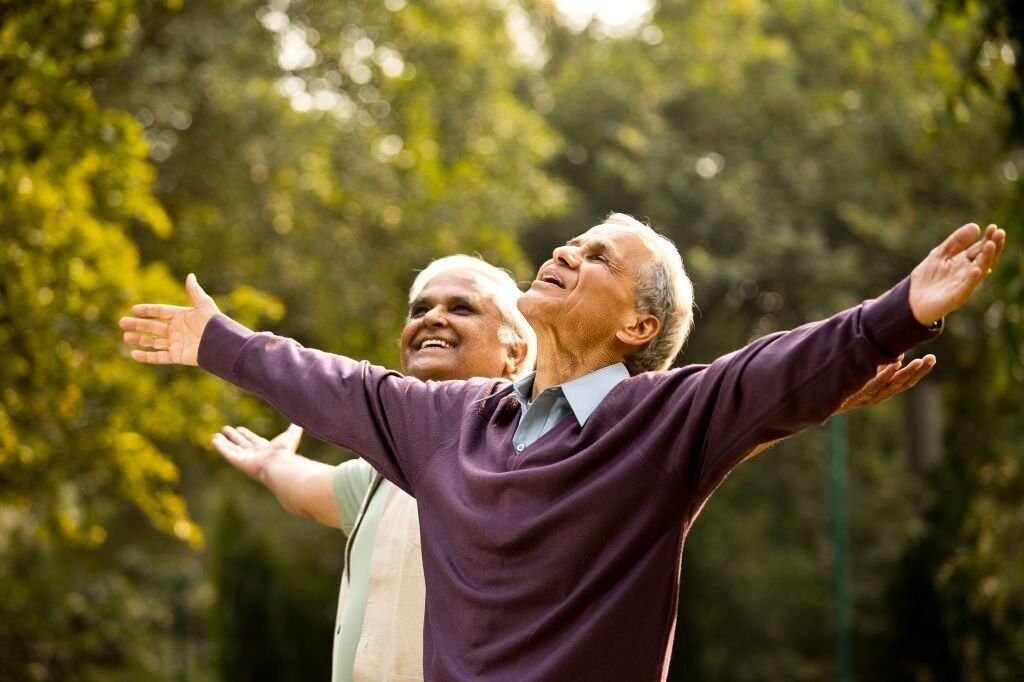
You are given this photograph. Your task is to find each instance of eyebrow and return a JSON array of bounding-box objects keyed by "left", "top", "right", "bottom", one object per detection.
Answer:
[
  {"left": 567, "top": 237, "right": 617, "bottom": 256},
  {"left": 409, "top": 294, "right": 479, "bottom": 310}
]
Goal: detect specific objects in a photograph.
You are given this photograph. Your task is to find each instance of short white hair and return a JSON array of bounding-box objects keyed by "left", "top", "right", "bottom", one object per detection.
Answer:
[
  {"left": 603, "top": 213, "right": 695, "bottom": 374},
  {"left": 408, "top": 255, "right": 537, "bottom": 380}
]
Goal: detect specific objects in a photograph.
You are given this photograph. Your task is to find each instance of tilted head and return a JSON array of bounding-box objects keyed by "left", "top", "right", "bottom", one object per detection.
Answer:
[
  {"left": 401, "top": 255, "right": 537, "bottom": 382},
  {"left": 517, "top": 213, "right": 694, "bottom": 374}
]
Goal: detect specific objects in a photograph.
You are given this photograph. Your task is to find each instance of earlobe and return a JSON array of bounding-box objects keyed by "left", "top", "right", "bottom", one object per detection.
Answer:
[{"left": 503, "top": 342, "right": 528, "bottom": 379}]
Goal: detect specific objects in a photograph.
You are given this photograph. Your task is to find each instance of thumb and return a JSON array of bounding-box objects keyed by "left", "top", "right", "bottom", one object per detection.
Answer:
[
  {"left": 273, "top": 424, "right": 304, "bottom": 452},
  {"left": 186, "top": 273, "right": 215, "bottom": 309}
]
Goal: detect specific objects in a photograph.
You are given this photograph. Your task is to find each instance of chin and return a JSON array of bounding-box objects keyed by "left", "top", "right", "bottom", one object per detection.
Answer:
[
  {"left": 406, "top": 358, "right": 456, "bottom": 382},
  {"left": 518, "top": 290, "right": 551, "bottom": 321},
  {"left": 520, "top": 294, "right": 560, "bottom": 332}
]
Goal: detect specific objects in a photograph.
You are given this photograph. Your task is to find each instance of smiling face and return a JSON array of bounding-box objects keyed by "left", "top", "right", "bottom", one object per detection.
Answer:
[
  {"left": 518, "top": 223, "right": 660, "bottom": 358},
  {"left": 400, "top": 271, "right": 516, "bottom": 382}
]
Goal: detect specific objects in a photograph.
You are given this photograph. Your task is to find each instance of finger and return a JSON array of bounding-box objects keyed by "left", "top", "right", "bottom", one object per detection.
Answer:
[
  {"left": 875, "top": 355, "right": 903, "bottom": 373},
  {"left": 899, "top": 355, "right": 936, "bottom": 391},
  {"left": 881, "top": 361, "right": 925, "bottom": 397},
  {"left": 221, "top": 426, "right": 250, "bottom": 447},
  {"left": 987, "top": 227, "right": 1007, "bottom": 272},
  {"left": 994, "top": 227, "right": 1006, "bottom": 258},
  {"left": 123, "top": 332, "right": 169, "bottom": 350},
  {"left": 965, "top": 228, "right": 1002, "bottom": 271},
  {"left": 211, "top": 433, "right": 242, "bottom": 459},
  {"left": 964, "top": 239, "right": 987, "bottom": 261},
  {"left": 119, "top": 317, "right": 170, "bottom": 336},
  {"left": 862, "top": 361, "right": 901, "bottom": 393},
  {"left": 236, "top": 426, "right": 268, "bottom": 446},
  {"left": 129, "top": 304, "right": 185, "bottom": 320},
  {"left": 937, "top": 223, "right": 981, "bottom": 258},
  {"left": 272, "top": 424, "right": 304, "bottom": 451},
  {"left": 187, "top": 273, "right": 215, "bottom": 308},
  {"left": 845, "top": 366, "right": 897, "bottom": 408},
  {"left": 888, "top": 358, "right": 925, "bottom": 389},
  {"left": 130, "top": 349, "right": 172, "bottom": 364},
  {"left": 973, "top": 240, "right": 998, "bottom": 276},
  {"left": 212, "top": 435, "right": 252, "bottom": 471}
]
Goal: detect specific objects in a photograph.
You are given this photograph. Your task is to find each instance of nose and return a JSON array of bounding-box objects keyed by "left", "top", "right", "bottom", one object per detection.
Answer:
[
  {"left": 422, "top": 304, "right": 449, "bottom": 327},
  {"left": 552, "top": 244, "right": 581, "bottom": 269}
]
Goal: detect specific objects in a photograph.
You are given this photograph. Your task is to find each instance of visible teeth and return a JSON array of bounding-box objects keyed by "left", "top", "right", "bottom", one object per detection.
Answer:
[{"left": 420, "top": 339, "right": 452, "bottom": 350}]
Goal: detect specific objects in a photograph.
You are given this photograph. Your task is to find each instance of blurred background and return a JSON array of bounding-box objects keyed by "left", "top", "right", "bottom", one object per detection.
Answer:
[{"left": 1, "top": 0, "right": 1022, "bottom": 679}]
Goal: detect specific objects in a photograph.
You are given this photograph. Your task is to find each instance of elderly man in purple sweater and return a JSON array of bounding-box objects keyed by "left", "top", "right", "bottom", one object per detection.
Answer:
[{"left": 122, "top": 215, "right": 1004, "bottom": 681}]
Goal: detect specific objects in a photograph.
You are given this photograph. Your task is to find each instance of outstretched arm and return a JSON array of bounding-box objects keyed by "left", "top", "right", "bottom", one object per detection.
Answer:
[
  {"left": 684, "top": 222, "right": 1005, "bottom": 495},
  {"left": 122, "top": 277, "right": 481, "bottom": 496},
  {"left": 211, "top": 424, "right": 344, "bottom": 529},
  {"left": 742, "top": 354, "right": 936, "bottom": 461}
]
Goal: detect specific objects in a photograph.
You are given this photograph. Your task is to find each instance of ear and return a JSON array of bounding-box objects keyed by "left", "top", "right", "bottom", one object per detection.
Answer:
[
  {"left": 615, "top": 313, "right": 660, "bottom": 349},
  {"left": 502, "top": 341, "right": 528, "bottom": 380}
]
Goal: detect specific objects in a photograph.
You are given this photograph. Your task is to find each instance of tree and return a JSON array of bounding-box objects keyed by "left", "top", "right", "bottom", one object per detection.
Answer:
[{"left": 0, "top": 2, "right": 275, "bottom": 676}]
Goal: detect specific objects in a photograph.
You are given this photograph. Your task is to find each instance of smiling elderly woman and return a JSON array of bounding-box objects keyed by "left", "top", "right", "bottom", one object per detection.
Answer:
[{"left": 122, "top": 216, "right": 1004, "bottom": 681}]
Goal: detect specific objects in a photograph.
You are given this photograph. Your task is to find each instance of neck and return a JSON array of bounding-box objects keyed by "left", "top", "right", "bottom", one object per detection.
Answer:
[{"left": 530, "top": 330, "right": 622, "bottom": 401}]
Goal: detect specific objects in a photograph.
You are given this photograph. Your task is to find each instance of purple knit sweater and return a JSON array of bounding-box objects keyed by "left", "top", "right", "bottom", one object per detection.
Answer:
[{"left": 198, "top": 278, "right": 938, "bottom": 681}]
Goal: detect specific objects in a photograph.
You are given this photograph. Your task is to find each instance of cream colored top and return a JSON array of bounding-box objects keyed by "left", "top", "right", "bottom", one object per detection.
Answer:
[{"left": 332, "top": 459, "right": 425, "bottom": 681}]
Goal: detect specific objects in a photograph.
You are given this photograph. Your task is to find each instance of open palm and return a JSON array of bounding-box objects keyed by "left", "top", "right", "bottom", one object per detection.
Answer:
[
  {"left": 120, "top": 274, "right": 219, "bottom": 366},
  {"left": 211, "top": 424, "right": 304, "bottom": 482},
  {"left": 909, "top": 224, "right": 1006, "bottom": 326}
]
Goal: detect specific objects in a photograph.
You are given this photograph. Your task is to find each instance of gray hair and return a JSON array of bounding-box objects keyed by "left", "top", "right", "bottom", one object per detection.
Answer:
[
  {"left": 603, "top": 213, "right": 695, "bottom": 374},
  {"left": 408, "top": 255, "right": 537, "bottom": 380}
]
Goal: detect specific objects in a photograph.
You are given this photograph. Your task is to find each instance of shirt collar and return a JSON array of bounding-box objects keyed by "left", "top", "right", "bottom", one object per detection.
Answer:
[{"left": 510, "top": 362, "right": 630, "bottom": 427}]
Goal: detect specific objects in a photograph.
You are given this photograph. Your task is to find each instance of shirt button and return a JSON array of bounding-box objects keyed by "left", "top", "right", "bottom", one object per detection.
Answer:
[{"left": 515, "top": 443, "right": 525, "bottom": 452}]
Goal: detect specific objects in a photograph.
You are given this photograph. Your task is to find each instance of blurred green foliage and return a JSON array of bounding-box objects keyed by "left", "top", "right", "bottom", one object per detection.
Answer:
[
  {"left": 938, "top": 0, "right": 1024, "bottom": 139},
  {"left": 1, "top": 0, "right": 1021, "bottom": 679}
]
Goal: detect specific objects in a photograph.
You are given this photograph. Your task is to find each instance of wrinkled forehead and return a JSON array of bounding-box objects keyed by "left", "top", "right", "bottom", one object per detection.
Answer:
[
  {"left": 572, "top": 223, "right": 659, "bottom": 263},
  {"left": 413, "top": 270, "right": 503, "bottom": 313}
]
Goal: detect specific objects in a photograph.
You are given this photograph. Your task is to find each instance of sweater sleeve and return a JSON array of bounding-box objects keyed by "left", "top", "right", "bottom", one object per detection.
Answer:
[
  {"left": 197, "top": 315, "right": 478, "bottom": 496},
  {"left": 658, "top": 278, "right": 941, "bottom": 499}
]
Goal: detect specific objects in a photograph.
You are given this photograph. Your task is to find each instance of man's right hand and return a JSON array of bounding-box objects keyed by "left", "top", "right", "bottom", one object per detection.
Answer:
[
  {"left": 836, "top": 354, "right": 936, "bottom": 414},
  {"left": 120, "top": 274, "right": 218, "bottom": 366}
]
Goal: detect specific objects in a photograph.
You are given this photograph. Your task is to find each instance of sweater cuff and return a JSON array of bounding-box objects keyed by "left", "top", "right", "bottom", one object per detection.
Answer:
[
  {"left": 861, "top": 277, "right": 942, "bottom": 358},
  {"left": 197, "top": 313, "right": 255, "bottom": 381}
]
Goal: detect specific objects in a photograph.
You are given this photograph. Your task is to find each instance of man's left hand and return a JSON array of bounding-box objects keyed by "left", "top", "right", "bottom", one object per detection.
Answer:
[{"left": 909, "top": 223, "right": 1006, "bottom": 326}]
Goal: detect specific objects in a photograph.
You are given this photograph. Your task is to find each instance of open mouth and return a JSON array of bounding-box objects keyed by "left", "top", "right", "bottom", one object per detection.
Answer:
[
  {"left": 417, "top": 338, "right": 454, "bottom": 350},
  {"left": 538, "top": 270, "right": 565, "bottom": 289}
]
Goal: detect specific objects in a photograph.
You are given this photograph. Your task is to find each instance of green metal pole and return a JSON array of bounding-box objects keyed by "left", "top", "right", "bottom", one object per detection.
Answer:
[{"left": 830, "top": 415, "right": 852, "bottom": 682}]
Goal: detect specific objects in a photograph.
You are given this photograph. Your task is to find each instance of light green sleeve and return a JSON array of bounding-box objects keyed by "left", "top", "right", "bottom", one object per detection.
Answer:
[{"left": 332, "top": 458, "right": 377, "bottom": 536}]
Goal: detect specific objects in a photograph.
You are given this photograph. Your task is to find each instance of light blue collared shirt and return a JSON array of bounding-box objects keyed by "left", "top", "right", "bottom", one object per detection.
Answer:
[{"left": 502, "top": 363, "right": 631, "bottom": 453}]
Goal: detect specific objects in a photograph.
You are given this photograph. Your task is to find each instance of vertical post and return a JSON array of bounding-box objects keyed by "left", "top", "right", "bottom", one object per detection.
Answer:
[
  {"left": 174, "top": 577, "right": 188, "bottom": 682},
  {"left": 830, "top": 415, "right": 852, "bottom": 682}
]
